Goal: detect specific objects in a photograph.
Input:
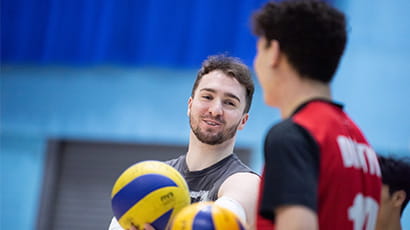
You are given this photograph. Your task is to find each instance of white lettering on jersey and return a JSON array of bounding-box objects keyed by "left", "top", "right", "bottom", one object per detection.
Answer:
[
  {"left": 337, "top": 136, "right": 381, "bottom": 176},
  {"left": 348, "top": 193, "right": 379, "bottom": 230},
  {"left": 190, "top": 190, "right": 210, "bottom": 202}
]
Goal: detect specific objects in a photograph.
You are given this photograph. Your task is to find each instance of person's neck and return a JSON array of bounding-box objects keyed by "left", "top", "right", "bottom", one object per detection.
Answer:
[
  {"left": 185, "top": 132, "right": 235, "bottom": 171},
  {"left": 378, "top": 218, "right": 402, "bottom": 230},
  {"left": 279, "top": 76, "right": 331, "bottom": 119},
  {"left": 386, "top": 214, "right": 402, "bottom": 230},
  {"left": 376, "top": 208, "right": 403, "bottom": 230}
]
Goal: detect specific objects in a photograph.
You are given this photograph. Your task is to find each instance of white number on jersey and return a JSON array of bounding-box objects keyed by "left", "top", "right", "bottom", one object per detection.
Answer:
[{"left": 348, "top": 193, "right": 379, "bottom": 230}]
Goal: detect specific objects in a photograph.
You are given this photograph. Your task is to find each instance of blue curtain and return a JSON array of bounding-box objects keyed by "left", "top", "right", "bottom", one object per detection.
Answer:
[{"left": 1, "top": 0, "right": 336, "bottom": 68}]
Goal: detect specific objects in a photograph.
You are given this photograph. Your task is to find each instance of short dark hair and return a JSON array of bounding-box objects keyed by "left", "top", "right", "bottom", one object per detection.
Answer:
[
  {"left": 252, "top": 0, "right": 347, "bottom": 83},
  {"left": 192, "top": 54, "right": 255, "bottom": 113},
  {"left": 378, "top": 155, "right": 410, "bottom": 215}
]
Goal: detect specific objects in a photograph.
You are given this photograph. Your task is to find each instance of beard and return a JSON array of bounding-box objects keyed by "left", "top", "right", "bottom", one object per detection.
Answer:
[{"left": 189, "top": 114, "right": 240, "bottom": 145}]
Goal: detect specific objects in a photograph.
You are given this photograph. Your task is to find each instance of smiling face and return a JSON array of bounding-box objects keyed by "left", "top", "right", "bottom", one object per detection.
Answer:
[{"left": 188, "top": 70, "right": 249, "bottom": 145}]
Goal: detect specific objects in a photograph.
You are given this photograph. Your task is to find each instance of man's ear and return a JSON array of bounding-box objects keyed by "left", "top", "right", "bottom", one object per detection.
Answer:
[
  {"left": 392, "top": 190, "right": 406, "bottom": 208},
  {"left": 237, "top": 113, "right": 249, "bottom": 131},
  {"left": 187, "top": 97, "right": 193, "bottom": 116},
  {"left": 269, "top": 40, "right": 281, "bottom": 68}
]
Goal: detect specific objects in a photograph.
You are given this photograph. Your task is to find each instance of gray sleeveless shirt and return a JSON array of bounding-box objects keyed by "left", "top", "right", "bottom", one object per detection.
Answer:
[{"left": 166, "top": 154, "right": 257, "bottom": 203}]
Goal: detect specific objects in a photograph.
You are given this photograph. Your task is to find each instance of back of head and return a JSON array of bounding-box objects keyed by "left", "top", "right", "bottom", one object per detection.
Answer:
[
  {"left": 252, "top": 0, "right": 347, "bottom": 83},
  {"left": 378, "top": 155, "right": 410, "bottom": 214},
  {"left": 192, "top": 54, "right": 255, "bottom": 113}
]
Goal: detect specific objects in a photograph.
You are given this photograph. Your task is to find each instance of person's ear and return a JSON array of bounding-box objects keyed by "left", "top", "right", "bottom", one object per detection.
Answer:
[
  {"left": 187, "top": 97, "right": 193, "bottom": 116},
  {"left": 237, "top": 113, "right": 249, "bottom": 131},
  {"left": 391, "top": 190, "right": 406, "bottom": 208},
  {"left": 269, "top": 40, "right": 281, "bottom": 68}
]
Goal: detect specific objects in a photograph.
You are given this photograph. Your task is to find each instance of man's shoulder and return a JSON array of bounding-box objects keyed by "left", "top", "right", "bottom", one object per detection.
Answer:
[
  {"left": 165, "top": 155, "right": 185, "bottom": 167},
  {"left": 228, "top": 154, "right": 258, "bottom": 175},
  {"left": 265, "top": 118, "right": 305, "bottom": 142}
]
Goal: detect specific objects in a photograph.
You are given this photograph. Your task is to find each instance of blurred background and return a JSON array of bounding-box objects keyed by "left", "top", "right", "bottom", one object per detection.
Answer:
[{"left": 1, "top": 0, "right": 409, "bottom": 229}]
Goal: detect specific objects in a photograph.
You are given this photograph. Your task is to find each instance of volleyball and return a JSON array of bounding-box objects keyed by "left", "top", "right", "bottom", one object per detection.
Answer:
[
  {"left": 111, "top": 160, "right": 190, "bottom": 230},
  {"left": 171, "top": 202, "right": 245, "bottom": 230}
]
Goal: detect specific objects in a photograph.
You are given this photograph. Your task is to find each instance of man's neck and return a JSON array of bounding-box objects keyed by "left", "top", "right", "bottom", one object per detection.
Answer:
[
  {"left": 378, "top": 220, "right": 402, "bottom": 230},
  {"left": 185, "top": 132, "right": 235, "bottom": 171},
  {"left": 279, "top": 76, "right": 331, "bottom": 118},
  {"left": 376, "top": 211, "right": 402, "bottom": 230},
  {"left": 386, "top": 214, "right": 403, "bottom": 230}
]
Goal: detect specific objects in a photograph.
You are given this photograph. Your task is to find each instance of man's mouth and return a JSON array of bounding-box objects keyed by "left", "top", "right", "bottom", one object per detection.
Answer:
[{"left": 203, "top": 119, "right": 223, "bottom": 127}]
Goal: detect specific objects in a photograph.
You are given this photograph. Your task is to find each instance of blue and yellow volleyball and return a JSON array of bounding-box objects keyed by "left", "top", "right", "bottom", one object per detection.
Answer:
[
  {"left": 111, "top": 160, "right": 190, "bottom": 230},
  {"left": 171, "top": 202, "right": 246, "bottom": 230}
]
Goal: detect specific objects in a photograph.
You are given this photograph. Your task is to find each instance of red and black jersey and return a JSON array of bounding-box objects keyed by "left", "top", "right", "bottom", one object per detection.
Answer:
[{"left": 257, "top": 99, "right": 382, "bottom": 230}]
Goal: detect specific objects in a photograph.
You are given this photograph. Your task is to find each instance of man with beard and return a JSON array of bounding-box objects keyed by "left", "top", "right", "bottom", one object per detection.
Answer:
[{"left": 109, "top": 54, "right": 260, "bottom": 230}]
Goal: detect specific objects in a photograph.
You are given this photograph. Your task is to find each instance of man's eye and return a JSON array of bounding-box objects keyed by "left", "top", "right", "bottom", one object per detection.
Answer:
[
  {"left": 202, "top": 95, "right": 212, "bottom": 100},
  {"left": 225, "top": 101, "right": 236, "bottom": 106}
]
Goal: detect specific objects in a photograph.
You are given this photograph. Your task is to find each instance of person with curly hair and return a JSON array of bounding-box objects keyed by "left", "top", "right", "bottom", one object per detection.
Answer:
[{"left": 251, "top": 1, "right": 382, "bottom": 229}]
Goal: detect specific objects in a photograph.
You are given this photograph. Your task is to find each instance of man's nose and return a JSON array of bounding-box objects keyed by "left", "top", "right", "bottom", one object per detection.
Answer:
[{"left": 208, "top": 100, "right": 223, "bottom": 116}]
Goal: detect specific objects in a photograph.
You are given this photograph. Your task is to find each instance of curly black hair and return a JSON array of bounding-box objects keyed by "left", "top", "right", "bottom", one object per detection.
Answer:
[
  {"left": 378, "top": 155, "right": 410, "bottom": 215},
  {"left": 252, "top": 0, "right": 347, "bottom": 83}
]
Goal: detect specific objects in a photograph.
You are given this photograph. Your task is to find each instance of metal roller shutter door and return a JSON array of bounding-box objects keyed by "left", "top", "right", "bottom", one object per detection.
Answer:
[{"left": 37, "top": 140, "right": 251, "bottom": 230}]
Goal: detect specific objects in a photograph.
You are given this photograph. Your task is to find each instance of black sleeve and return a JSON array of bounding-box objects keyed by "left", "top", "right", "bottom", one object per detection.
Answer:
[{"left": 259, "top": 119, "right": 320, "bottom": 220}]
